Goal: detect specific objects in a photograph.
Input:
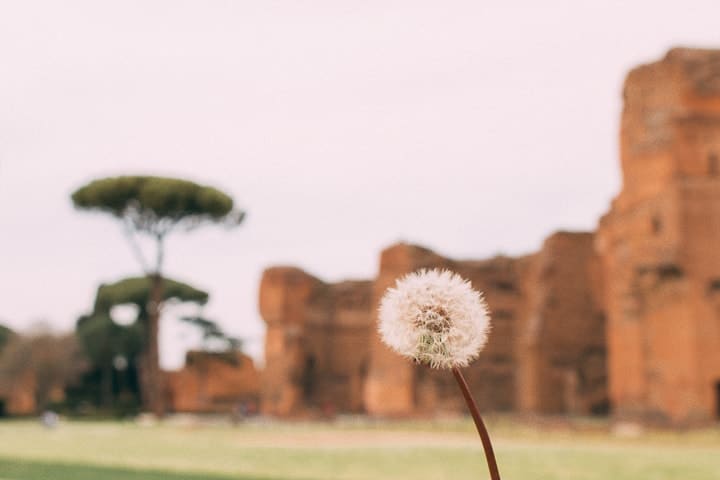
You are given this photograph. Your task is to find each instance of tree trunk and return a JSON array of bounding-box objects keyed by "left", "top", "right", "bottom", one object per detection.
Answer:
[
  {"left": 138, "top": 352, "right": 150, "bottom": 409},
  {"left": 144, "top": 273, "right": 165, "bottom": 418}
]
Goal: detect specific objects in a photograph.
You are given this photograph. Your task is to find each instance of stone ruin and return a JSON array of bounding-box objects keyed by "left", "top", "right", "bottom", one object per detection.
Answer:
[
  {"left": 260, "top": 267, "right": 373, "bottom": 416},
  {"left": 165, "top": 350, "right": 260, "bottom": 414},
  {"left": 597, "top": 48, "right": 720, "bottom": 424},
  {"left": 258, "top": 48, "right": 720, "bottom": 425},
  {"left": 259, "top": 233, "right": 606, "bottom": 418},
  {"left": 369, "top": 234, "right": 607, "bottom": 417}
]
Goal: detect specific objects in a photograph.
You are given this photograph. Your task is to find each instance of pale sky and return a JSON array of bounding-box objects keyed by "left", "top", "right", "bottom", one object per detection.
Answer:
[{"left": 1, "top": 1, "right": 718, "bottom": 368}]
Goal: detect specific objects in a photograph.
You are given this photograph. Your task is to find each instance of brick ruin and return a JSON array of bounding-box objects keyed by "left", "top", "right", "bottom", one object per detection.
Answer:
[
  {"left": 259, "top": 267, "right": 373, "bottom": 416},
  {"left": 258, "top": 48, "right": 720, "bottom": 425},
  {"left": 597, "top": 48, "right": 720, "bottom": 424},
  {"left": 260, "top": 234, "right": 607, "bottom": 418},
  {"left": 165, "top": 350, "right": 260, "bottom": 414}
]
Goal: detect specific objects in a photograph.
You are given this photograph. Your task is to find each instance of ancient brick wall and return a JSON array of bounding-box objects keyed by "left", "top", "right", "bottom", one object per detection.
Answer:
[
  {"left": 260, "top": 267, "right": 319, "bottom": 416},
  {"left": 257, "top": 237, "right": 607, "bottom": 418},
  {"left": 362, "top": 240, "right": 605, "bottom": 417},
  {"left": 258, "top": 236, "right": 607, "bottom": 418},
  {"left": 165, "top": 350, "right": 260, "bottom": 413},
  {"left": 515, "top": 232, "right": 607, "bottom": 415},
  {"left": 258, "top": 267, "right": 373, "bottom": 416},
  {"left": 597, "top": 48, "right": 720, "bottom": 424},
  {"left": 434, "top": 254, "right": 521, "bottom": 414}
]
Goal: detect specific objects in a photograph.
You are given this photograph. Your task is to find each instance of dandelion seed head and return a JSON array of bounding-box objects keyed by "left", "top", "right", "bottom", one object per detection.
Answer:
[{"left": 378, "top": 269, "right": 491, "bottom": 369}]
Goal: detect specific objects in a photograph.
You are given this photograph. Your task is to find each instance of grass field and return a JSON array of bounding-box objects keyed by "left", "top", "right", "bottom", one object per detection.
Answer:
[{"left": 0, "top": 417, "right": 718, "bottom": 479}]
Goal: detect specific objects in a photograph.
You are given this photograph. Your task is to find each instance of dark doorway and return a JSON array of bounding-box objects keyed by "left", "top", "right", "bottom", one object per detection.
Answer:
[
  {"left": 0, "top": 399, "right": 6, "bottom": 418},
  {"left": 301, "top": 355, "right": 317, "bottom": 402},
  {"left": 715, "top": 381, "right": 720, "bottom": 420}
]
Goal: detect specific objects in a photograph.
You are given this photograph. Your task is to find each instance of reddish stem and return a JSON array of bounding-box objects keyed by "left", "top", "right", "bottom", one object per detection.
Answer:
[{"left": 452, "top": 367, "right": 501, "bottom": 480}]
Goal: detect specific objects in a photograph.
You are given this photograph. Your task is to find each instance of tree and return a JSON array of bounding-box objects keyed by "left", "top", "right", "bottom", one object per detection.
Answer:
[
  {"left": 72, "top": 176, "right": 245, "bottom": 416},
  {"left": 76, "top": 276, "right": 209, "bottom": 410},
  {"left": 76, "top": 313, "right": 142, "bottom": 409},
  {"left": 180, "top": 315, "right": 242, "bottom": 352}
]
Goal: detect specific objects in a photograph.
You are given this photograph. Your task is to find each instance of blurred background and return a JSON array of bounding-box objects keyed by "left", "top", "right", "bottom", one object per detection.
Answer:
[{"left": 1, "top": 1, "right": 719, "bottom": 479}]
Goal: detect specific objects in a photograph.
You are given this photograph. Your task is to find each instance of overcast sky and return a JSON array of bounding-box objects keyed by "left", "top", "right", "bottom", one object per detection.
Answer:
[{"left": 1, "top": 1, "right": 718, "bottom": 368}]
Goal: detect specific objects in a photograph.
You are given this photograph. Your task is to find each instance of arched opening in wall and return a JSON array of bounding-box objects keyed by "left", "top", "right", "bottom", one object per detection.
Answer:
[
  {"left": 715, "top": 381, "right": 720, "bottom": 419},
  {"left": 0, "top": 399, "right": 6, "bottom": 418},
  {"left": 301, "top": 355, "right": 316, "bottom": 403},
  {"left": 709, "top": 152, "right": 719, "bottom": 177}
]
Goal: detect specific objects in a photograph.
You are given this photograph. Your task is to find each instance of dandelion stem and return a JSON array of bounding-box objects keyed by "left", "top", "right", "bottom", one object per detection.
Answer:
[{"left": 451, "top": 367, "right": 501, "bottom": 480}]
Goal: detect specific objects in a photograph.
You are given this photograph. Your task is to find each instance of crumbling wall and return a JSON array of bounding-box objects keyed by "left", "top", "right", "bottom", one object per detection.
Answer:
[
  {"left": 258, "top": 267, "right": 373, "bottom": 416},
  {"left": 516, "top": 232, "right": 607, "bottom": 415},
  {"left": 597, "top": 48, "right": 720, "bottom": 424},
  {"left": 362, "top": 240, "right": 605, "bottom": 417},
  {"left": 259, "top": 237, "right": 606, "bottom": 418},
  {"left": 165, "top": 351, "right": 260, "bottom": 413}
]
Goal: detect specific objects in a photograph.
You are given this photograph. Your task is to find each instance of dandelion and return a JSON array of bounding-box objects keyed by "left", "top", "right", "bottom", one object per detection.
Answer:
[
  {"left": 379, "top": 269, "right": 490, "bottom": 369},
  {"left": 378, "top": 269, "right": 501, "bottom": 480}
]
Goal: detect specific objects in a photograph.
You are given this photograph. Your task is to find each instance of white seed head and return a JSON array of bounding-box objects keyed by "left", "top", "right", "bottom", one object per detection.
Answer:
[{"left": 378, "top": 269, "right": 491, "bottom": 369}]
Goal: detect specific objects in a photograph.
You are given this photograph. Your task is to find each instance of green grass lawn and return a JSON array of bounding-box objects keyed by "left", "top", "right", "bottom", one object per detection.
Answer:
[{"left": 0, "top": 418, "right": 718, "bottom": 479}]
